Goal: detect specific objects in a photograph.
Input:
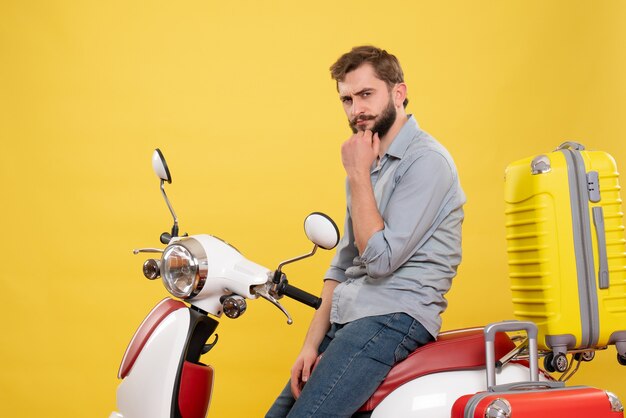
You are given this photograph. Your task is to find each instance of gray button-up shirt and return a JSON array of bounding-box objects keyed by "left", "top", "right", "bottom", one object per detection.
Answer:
[{"left": 326, "top": 116, "right": 466, "bottom": 338}]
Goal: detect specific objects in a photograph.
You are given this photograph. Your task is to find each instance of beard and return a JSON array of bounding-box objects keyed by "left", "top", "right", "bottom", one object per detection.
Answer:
[{"left": 348, "top": 96, "right": 397, "bottom": 137}]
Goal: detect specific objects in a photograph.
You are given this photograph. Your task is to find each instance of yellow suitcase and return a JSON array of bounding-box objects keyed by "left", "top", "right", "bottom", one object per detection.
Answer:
[{"left": 504, "top": 142, "right": 626, "bottom": 372}]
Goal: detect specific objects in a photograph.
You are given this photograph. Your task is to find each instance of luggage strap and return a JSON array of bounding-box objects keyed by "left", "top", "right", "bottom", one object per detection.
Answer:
[{"left": 592, "top": 206, "right": 610, "bottom": 289}]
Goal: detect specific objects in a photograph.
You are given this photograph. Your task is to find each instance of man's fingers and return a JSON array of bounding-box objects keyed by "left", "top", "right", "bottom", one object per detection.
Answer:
[
  {"left": 289, "top": 354, "right": 317, "bottom": 399},
  {"left": 301, "top": 358, "right": 312, "bottom": 383},
  {"left": 372, "top": 132, "right": 380, "bottom": 155},
  {"left": 290, "top": 365, "right": 302, "bottom": 398},
  {"left": 290, "top": 381, "right": 301, "bottom": 399}
]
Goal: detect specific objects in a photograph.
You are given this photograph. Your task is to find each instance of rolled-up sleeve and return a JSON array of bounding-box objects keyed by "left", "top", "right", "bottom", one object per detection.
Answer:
[
  {"left": 325, "top": 203, "right": 359, "bottom": 282},
  {"left": 358, "top": 151, "right": 455, "bottom": 279}
]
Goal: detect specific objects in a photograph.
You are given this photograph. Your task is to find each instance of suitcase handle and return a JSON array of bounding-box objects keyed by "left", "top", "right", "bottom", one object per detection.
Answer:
[
  {"left": 491, "top": 380, "right": 565, "bottom": 392},
  {"left": 592, "top": 206, "right": 610, "bottom": 289},
  {"left": 484, "top": 321, "right": 539, "bottom": 389},
  {"left": 557, "top": 141, "right": 585, "bottom": 151}
]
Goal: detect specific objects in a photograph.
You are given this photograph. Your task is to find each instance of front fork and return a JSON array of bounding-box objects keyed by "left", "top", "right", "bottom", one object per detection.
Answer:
[{"left": 174, "top": 306, "right": 219, "bottom": 418}]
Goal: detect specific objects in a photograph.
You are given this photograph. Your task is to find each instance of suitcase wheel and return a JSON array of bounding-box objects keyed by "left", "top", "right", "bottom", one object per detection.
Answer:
[
  {"left": 573, "top": 351, "right": 595, "bottom": 362},
  {"left": 544, "top": 352, "right": 568, "bottom": 373},
  {"left": 618, "top": 353, "right": 626, "bottom": 366}
]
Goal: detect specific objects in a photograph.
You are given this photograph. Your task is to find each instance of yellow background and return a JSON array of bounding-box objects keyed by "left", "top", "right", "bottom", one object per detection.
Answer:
[{"left": 1, "top": 1, "right": 625, "bottom": 417}]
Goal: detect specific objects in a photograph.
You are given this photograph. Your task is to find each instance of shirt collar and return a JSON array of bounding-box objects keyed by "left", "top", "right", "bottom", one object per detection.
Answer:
[{"left": 385, "top": 115, "right": 420, "bottom": 160}]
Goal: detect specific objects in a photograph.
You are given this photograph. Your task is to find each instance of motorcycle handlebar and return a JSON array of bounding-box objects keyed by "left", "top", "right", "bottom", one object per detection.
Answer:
[{"left": 280, "top": 283, "right": 322, "bottom": 310}]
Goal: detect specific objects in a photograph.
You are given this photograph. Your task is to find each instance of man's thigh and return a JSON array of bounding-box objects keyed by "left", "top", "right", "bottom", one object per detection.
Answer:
[{"left": 290, "top": 313, "right": 430, "bottom": 417}]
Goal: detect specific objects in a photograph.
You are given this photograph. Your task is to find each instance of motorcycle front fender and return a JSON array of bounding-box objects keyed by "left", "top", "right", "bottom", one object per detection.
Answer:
[{"left": 113, "top": 298, "right": 217, "bottom": 418}]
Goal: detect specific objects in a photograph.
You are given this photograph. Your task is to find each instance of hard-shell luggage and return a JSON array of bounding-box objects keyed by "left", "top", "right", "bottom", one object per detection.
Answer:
[
  {"left": 504, "top": 142, "right": 626, "bottom": 371},
  {"left": 450, "top": 321, "right": 625, "bottom": 418}
]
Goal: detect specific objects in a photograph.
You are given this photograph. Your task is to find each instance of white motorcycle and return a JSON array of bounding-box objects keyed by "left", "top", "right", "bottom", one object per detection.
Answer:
[{"left": 110, "top": 150, "right": 622, "bottom": 418}]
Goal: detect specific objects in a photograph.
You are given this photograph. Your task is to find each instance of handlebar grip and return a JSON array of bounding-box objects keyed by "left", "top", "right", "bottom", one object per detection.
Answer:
[
  {"left": 281, "top": 283, "right": 322, "bottom": 310},
  {"left": 160, "top": 232, "right": 172, "bottom": 244}
]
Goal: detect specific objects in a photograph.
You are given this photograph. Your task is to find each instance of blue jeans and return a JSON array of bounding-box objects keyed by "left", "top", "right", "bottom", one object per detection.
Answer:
[{"left": 265, "top": 313, "right": 433, "bottom": 418}]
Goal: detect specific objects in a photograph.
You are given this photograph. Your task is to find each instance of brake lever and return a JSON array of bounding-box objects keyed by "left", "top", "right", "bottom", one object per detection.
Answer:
[
  {"left": 133, "top": 248, "right": 164, "bottom": 255},
  {"left": 252, "top": 283, "right": 293, "bottom": 325}
]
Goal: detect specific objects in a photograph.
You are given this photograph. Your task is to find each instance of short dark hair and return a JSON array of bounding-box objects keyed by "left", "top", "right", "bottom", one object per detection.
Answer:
[{"left": 330, "top": 45, "right": 408, "bottom": 108}]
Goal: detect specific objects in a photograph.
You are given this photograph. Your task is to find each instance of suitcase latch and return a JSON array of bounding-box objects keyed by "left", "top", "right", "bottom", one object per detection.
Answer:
[
  {"left": 587, "top": 171, "right": 601, "bottom": 202},
  {"left": 485, "top": 398, "right": 511, "bottom": 418}
]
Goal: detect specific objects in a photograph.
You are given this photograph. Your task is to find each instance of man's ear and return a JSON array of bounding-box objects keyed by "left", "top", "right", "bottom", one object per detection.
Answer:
[{"left": 393, "top": 83, "right": 407, "bottom": 108}]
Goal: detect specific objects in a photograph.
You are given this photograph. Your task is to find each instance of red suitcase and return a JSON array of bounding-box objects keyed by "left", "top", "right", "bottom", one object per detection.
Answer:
[{"left": 451, "top": 321, "right": 624, "bottom": 418}]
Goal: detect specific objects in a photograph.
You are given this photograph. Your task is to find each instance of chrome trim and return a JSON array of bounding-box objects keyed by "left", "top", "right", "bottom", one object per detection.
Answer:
[
  {"left": 252, "top": 281, "right": 293, "bottom": 324},
  {"left": 133, "top": 248, "right": 164, "bottom": 254},
  {"left": 142, "top": 259, "right": 161, "bottom": 280},
  {"left": 160, "top": 179, "right": 179, "bottom": 235},
  {"left": 276, "top": 245, "right": 318, "bottom": 274},
  {"left": 161, "top": 238, "right": 207, "bottom": 299},
  {"left": 222, "top": 295, "right": 247, "bottom": 319},
  {"left": 178, "top": 237, "right": 208, "bottom": 299},
  {"left": 606, "top": 391, "right": 624, "bottom": 412},
  {"left": 496, "top": 337, "right": 528, "bottom": 369}
]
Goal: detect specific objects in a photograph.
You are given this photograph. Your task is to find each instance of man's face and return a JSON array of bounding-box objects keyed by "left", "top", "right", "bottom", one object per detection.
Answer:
[{"left": 338, "top": 63, "right": 397, "bottom": 137}]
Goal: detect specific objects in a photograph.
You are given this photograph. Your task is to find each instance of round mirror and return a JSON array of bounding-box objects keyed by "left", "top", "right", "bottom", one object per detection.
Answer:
[
  {"left": 152, "top": 149, "right": 172, "bottom": 183},
  {"left": 304, "top": 212, "right": 340, "bottom": 250}
]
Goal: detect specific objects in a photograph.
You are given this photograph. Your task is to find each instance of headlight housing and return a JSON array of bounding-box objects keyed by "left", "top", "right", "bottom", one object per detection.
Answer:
[{"left": 161, "top": 239, "right": 207, "bottom": 299}]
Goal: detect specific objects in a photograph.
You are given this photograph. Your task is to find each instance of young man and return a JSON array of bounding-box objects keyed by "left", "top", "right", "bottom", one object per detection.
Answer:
[{"left": 266, "top": 46, "right": 466, "bottom": 418}]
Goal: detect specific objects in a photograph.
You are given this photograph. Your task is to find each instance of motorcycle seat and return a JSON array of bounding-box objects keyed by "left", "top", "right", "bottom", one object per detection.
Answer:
[{"left": 358, "top": 327, "right": 516, "bottom": 412}]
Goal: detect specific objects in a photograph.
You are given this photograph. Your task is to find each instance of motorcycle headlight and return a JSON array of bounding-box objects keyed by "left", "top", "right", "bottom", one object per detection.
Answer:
[{"left": 161, "top": 239, "right": 207, "bottom": 299}]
